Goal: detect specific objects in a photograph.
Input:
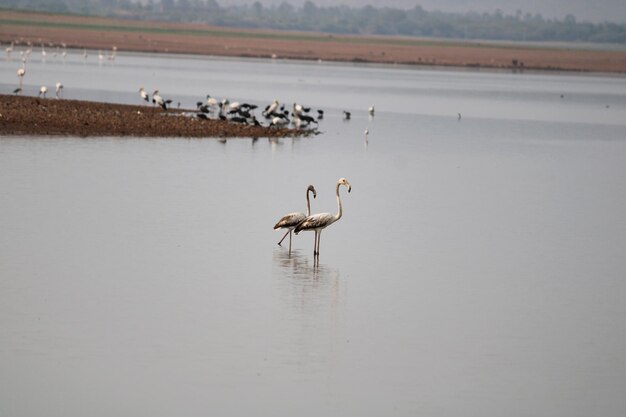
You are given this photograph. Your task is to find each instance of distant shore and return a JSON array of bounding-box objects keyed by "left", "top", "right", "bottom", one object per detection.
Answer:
[
  {"left": 1, "top": 9, "right": 626, "bottom": 74},
  {"left": 0, "top": 95, "right": 299, "bottom": 138}
]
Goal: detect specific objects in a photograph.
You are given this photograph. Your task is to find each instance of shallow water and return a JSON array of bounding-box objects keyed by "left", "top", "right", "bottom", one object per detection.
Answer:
[{"left": 1, "top": 51, "right": 626, "bottom": 417}]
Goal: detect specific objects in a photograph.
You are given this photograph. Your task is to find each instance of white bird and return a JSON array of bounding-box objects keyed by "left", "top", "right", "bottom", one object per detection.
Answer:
[
  {"left": 274, "top": 185, "right": 317, "bottom": 253},
  {"left": 206, "top": 94, "right": 218, "bottom": 107},
  {"left": 264, "top": 99, "right": 279, "bottom": 116},
  {"left": 368, "top": 105, "right": 375, "bottom": 116},
  {"left": 16, "top": 65, "right": 25, "bottom": 88},
  {"left": 364, "top": 128, "right": 369, "bottom": 144},
  {"left": 139, "top": 87, "right": 149, "bottom": 104},
  {"left": 55, "top": 82, "right": 63, "bottom": 99},
  {"left": 39, "top": 85, "right": 48, "bottom": 98},
  {"left": 270, "top": 116, "right": 289, "bottom": 128},
  {"left": 295, "top": 178, "right": 351, "bottom": 258},
  {"left": 5, "top": 41, "right": 14, "bottom": 58}
]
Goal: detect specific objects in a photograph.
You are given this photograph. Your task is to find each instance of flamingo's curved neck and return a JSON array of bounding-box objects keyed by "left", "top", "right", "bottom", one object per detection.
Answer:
[
  {"left": 306, "top": 189, "right": 312, "bottom": 216},
  {"left": 335, "top": 182, "right": 343, "bottom": 221}
]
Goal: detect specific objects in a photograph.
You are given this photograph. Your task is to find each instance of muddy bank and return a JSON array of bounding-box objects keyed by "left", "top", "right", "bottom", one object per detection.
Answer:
[{"left": 0, "top": 95, "right": 299, "bottom": 138}]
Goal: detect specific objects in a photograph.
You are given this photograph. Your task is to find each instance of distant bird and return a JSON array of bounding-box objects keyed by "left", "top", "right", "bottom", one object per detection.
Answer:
[
  {"left": 152, "top": 90, "right": 167, "bottom": 110},
  {"left": 295, "top": 178, "right": 351, "bottom": 258},
  {"left": 5, "top": 41, "right": 14, "bottom": 58},
  {"left": 39, "top": 85, "right": 48, "bottom": 98},
  {"left": 13, "top": 87, "right": 22, "bottom": 95},
  {"left": 264, "top": 99, "right": 279, "bottom": 117},
  {"left": 270, "top": 116, "right": 289, "bottom": 128},
  {"left": 16, "top": 65, "right": 25, "bottom": 88},
  {"left": 139, "top": 87, "right": 149, "bottom": 104},
  {"left": 206, "top": 94, "right": 218, "bottom": 108},
  {"left": 458, "top": 113, "right": 462, "bottom": 120},
  {"left": 55, "top": 82, "right": 64, "bottom": 99},
  {"left": 317, "top": 109, "right": 324, "bottom": 119},
  {"left": 274, "top": 185, "right": 317, "bottom": 253},
  {"left": 368, "top": 105, "right": 375, "bottom": 116},
  {"left": 364, "top": 128, "right": 369, "bottom": 143},
  {"left": 343, "top": 110, "right": 351, "bottom": 120}
]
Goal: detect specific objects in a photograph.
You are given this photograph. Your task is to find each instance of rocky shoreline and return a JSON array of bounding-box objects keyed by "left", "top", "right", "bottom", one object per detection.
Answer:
[{"left": 0, "top": 95, "right": 302, "bottom": 138}]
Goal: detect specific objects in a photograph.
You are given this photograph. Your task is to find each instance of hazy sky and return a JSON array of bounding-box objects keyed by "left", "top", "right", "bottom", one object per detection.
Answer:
[{"left": 219, "top": 0, "right": 626, "bottom": 23}]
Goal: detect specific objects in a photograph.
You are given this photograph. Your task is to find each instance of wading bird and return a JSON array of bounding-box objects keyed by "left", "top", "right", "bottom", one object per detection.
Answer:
[
  {"left": 39, "top": 85, "right": 48, "bottom": 98},
  {"left": 274, "top": 185, "right": 317, "bottom": 253},
  {"left": 55, "top": 82, "right": 63, "bottom": 99},
  {"left": 295, "top": 178, "right": 351, "bottom": 259},
  {"left": 16, "top": 64, "right": 25, "bottom": 89}
]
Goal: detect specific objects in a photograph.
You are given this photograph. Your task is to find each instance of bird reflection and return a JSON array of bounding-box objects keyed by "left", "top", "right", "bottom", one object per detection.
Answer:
[{"left": 272, "top": 248, "right": 339, "bottom": 281}]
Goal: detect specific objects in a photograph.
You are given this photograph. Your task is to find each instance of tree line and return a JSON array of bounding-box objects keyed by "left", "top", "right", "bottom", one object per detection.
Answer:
[{"left": 4, "top": 0, "right": 626, "bottom": 43}]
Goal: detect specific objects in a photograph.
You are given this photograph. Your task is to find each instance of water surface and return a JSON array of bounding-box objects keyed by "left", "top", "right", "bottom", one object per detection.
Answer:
[{"left": 1, "top": 51, "right": 626, "bottom": 417}]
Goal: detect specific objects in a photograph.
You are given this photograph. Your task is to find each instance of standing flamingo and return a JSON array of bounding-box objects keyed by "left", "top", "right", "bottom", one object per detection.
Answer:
[
  {"left": 295, "top": 178, "right": 351, "bottom": 259},
  {"left": 16, "top": 64, "right": 25, "bottom": 89},
  {"left": 274, "top": 185, "right": 317, "bottom": 254}
]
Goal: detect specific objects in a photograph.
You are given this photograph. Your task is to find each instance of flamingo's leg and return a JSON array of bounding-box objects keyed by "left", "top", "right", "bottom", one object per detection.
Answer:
[{"left": 277, "top": 229, "right": 290, "bottom": 246}]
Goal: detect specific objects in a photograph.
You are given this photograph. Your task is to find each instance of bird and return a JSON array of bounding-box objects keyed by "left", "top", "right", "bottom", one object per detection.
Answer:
[
  {"left": 457, "top": 113, "right": 462, "bottom": 120},
  {"left": 270, "top": 116, "right": 289, "bottom": 128},
  {"left": 13, "top": 87, "right": 22, "bottom": 95},
  {"left": 139, "top": 87, "right": 149, "bottom": 104},
  {"left": 295, "top": 178, "right": 351, "bottom": 258},
  {"left": 343, "top": 110, "right": 351, "bottom": 120},
  {"left": 274, "top": 185, "right": 317, "bottom": 253},
  {"left": 39, "top": 85, "right": 48, "bottom": 98},
  {"left": 364, "top": 128, "right": 369, "bottom": 143},
  {"left": 55, "top": 82, "right": 63, "bottom": 99},
  {"left": 152, "top": 90, "right": 168, "bottom": 110},
  {"left": 368, "top": 105, "right": 375, "bottom": 116},
  {"left": 206, "top": 94, "right": 218, "bottom": 108},
  {"left": 263, "top": 99, "right": 279, "bottom": 117},
  {"left": 16, "top": 65, "right": 26, "bottom": 88}
]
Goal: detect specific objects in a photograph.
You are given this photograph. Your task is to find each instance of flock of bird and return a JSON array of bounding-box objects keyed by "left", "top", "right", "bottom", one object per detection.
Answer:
[
  {"left": 7, "top": 40, "right": 118, "bottom": 98},
  {"left": 274, "top": 178, "right": 352, "bottom": 260},
  {"left": 136, "top": 87, "right": 339, "bottom": 131}
]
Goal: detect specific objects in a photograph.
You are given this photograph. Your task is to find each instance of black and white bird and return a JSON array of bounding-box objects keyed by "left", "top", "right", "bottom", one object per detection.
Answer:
[
  {"left": 295, "top": 178, "right": 352, "bottom": 259},
  {"left": 274, "top": 185, "right": 317, "bottom": 253},
  {"left": 152, "top": 90, "right": 169, "bottom": 110}
]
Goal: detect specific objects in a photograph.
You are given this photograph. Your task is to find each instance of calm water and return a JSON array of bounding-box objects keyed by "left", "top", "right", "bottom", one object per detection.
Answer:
[{"left": 1, "top": 51, "right": 626, "bottom": 417}]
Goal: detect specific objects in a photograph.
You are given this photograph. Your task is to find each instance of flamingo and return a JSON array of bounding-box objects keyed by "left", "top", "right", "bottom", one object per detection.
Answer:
[
  {"left": 295, "top": 178, "right": 351, "bottom": 258},
  {"left": 55, "top": 82, "right": 64, "bottom": 99},
  {"left": 16, "top": 64, "right": 25, "bottom": 88},
  {"left": 274, "top": 185, "right": 317, "bottom": 253},
  {"left": 39, "top": 85, "right": 48, "bottom": 98}
]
